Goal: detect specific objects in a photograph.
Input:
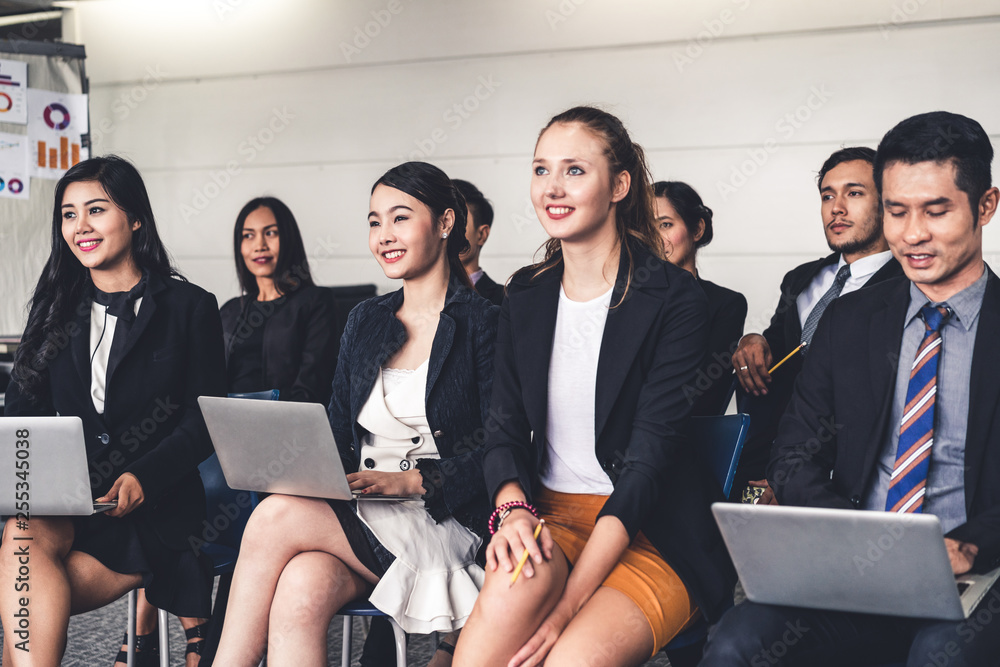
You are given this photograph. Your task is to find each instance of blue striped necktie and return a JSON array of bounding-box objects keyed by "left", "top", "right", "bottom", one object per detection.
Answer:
[{"left": 885, "top": 305, "right": 951, "bottom": 514}]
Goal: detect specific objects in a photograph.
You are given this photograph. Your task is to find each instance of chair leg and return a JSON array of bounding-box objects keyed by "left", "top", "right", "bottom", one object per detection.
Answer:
[
  {"left": 388, "top": 617, "right": 407, "bottom": 667},
  {"left": 341, "top": 616, "right": 352, "bottom": 667},
  {"left": 157, "top": 609, "right": 170, "bottom": 667},
  {"left": 127, "top": 589, "right": 137, "bottom": 667}
]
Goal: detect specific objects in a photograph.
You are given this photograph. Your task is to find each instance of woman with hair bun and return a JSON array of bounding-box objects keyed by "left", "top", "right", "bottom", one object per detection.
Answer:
[
  {"left": 455, "top": 108, "right": 736, "bottom": 666},
  {"left": 654, "top": 181, "right": 747, "bottom": 417},
  {"left": 214, "top": 162, "right": 498, "bottom": 666}
]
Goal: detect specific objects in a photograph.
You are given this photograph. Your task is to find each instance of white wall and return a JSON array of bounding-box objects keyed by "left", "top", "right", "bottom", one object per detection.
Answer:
[{"left": 18, "top": 0, "right": 997, "bottom": 334}]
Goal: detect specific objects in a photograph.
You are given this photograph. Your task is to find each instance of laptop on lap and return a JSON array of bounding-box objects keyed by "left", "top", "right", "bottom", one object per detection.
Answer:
[
  {"left": 0, "top": 416, "right": 117, "bottom": 516},
  {"left": 197, "top": 396, "right": 414, "bottom": 501},
  {"left": 712, "top": 503, "right": 1000, "bottom": 621}
]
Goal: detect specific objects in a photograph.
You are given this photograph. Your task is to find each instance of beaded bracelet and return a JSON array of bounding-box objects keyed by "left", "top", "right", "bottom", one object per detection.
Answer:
[{"left": 488, "top": 500, "right": 539, "bottom": 535}]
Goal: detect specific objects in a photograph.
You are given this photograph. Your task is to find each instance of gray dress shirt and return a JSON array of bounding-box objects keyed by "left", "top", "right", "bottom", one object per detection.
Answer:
[{"left": 863, "top": 266, "right": 988, "bottom": 533}]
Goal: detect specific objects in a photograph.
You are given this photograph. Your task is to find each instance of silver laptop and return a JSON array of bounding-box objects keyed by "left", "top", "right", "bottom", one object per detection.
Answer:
[
  {"left": 198, "top": 396, "right": 414, "bottom": 501},
  {"left": 713, "top": 503, "right": 1000, "bottom": 621},
  {"left": 0, "top": 416, "right": 117, "bottom": 515}
]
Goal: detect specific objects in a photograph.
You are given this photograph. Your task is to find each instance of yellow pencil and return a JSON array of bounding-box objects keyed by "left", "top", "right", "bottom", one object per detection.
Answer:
[
  {"left": 510, "top": 520, "right": 544, "bottom": 587},
  {"left": 768, "top": 343, "right": 805, "bottom": 374}
]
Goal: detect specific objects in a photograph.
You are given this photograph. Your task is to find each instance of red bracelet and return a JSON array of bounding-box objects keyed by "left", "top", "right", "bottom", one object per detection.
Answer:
[{"left": 488, "top": 500, "right": 539, "bottom": 535}]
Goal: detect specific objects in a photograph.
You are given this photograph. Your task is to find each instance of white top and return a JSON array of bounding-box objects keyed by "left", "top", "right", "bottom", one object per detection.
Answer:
[
  {"left": 796, "top": 250, "right": 893, "bottom": 328},
  {"left": 540, "top": 284, "right": 615, "bottom": 495},
  {"left": 353, "top": 360, "right": 484, "bottom": 634},
  {"left": 89, "top": 297, "right": 143, "bottom": 414}
]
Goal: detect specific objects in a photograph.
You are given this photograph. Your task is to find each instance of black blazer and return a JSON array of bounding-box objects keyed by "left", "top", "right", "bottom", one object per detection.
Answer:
[
  {"left": 329, "top": 280, "right": 499, "bottom": 535},
  {"left": 738, "top": 254, "right": 904, "bottom": 481},
  {"left": 769, "top": 272, "right": 1000, "bottom": 572},
  {"left": 5, "top": 273, "right": 227, "bottom": 547},
  {"left": 474, "top": 270, "right": 505, "bottom": 306},
  {"left": 691, "top": 278, "right": 747, "bottom": 417},
  {"left": 219, "top": 285, "right": 337, "bottom": 405},
  {"left": 481, "top": 242, "right": 737, "bottom": 623}
]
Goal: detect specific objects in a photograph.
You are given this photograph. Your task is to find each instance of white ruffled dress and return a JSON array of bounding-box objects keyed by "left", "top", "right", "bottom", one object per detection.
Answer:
[{"left": 354, "top": 361, "right": 484, "bottom": 634}]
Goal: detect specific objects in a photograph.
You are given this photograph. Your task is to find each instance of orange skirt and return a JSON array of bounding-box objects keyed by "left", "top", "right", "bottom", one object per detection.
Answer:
[{"left": 536, "top": 486, "right": 700, "bottom": 655}]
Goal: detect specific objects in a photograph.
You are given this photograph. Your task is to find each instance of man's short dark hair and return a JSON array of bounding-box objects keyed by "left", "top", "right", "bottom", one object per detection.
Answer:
[
  {"left": 452, "top": 179, "right": 494, "bottom": 228},
  {"left": 817, "top": 146, "right": 876, "bottom": 190},
  {"left": 874, "top": 111, "right": 994, "bottom": 221}
]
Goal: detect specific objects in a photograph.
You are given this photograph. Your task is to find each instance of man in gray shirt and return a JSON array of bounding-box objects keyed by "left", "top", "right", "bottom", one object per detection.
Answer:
[{"left": 702, "top": 112, "right": 1000, "bottom": 666}]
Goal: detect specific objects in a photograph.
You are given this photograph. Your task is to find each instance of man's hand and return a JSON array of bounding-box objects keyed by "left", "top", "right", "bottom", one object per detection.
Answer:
[
  {"left": 732, "top": 334, "right": 773, "bottom": 395},
  {"left": 945, "top": 538, "right": 978, "bottom": 575},
  {"left": 748, "top": 479, "right": 778, "bottom": 505}
]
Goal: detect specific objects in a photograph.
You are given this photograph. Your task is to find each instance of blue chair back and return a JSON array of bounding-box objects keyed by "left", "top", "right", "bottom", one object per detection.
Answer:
[
  {"left": 688, "top": 413, "right": 751, "bottom": 500},
  {"left": 196, "top": 390, "right": 279, "bottom": 571}
]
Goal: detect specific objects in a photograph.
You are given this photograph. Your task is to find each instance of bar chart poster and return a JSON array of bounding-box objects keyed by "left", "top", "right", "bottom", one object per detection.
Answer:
[
  {"left": 0, "top": 59, "right": 27, "bottom": 125},
  {"left": 27, "top": 89, "right": 89, "bottom": 180},
  {"left": 0, "top": 132, "right": 30, "bottom": 200}
]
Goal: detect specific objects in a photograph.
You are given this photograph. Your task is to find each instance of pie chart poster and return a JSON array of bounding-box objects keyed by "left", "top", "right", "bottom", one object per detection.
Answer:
[{"left": 27, "top": 88, "right": 89, "bottom": 180}]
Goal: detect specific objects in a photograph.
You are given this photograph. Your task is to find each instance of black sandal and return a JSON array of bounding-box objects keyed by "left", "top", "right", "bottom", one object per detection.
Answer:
[
  {"left": 114, "top": 631, "right": 160, "bottom": 667},
  {"left": 185, "top": 622, "right": 209, "bottom": 658}
]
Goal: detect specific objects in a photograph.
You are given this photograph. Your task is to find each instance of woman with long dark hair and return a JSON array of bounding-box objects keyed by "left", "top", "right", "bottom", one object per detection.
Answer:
[
  {"left": 454, "top": 107, "right": 737, "bottom": 665},
  {"left": 220, "top": 196, "right": 337, "bottom": 404},
  {"left": 214, "top": 162, "right": 497, "bottom": 666},
  {"left": 0, "top": 155, "right": 226, "bottom": 666},
  {"left": 653, "top": 181, "right": 747, "bottom": 417}
]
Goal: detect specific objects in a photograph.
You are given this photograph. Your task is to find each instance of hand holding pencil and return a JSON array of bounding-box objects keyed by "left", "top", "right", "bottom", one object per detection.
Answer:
[{"left": 510, "top": 520, "right": 545, "bottom": 587}]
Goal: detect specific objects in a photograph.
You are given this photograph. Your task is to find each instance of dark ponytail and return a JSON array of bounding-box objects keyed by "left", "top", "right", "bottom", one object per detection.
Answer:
[
  {"left": 652, "top": 181, "right": 714, "bottom": 249},
  {"left": 371, "top": 162, "right": 473, "bottom": 290}
]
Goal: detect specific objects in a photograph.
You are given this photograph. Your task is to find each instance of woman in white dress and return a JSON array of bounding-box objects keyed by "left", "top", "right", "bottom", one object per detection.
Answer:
[{"left": 214, "top": 162, "right": 499, "bottom": 666}]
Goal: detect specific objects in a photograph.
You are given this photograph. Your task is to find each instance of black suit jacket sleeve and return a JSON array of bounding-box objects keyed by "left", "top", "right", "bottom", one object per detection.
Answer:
[
  {"left": 480, "top": 296, "right": 537, "bottom": 504},
  {"left": 126, "top": 290, "right": 227, "bottom": 503},
  {"left": 416, "top": 302, "right": 499, "bottom": 523},
  {"left": 282, "top": 289, "right": 337, "bottom": 404},
  {"left": 767, "top": 297, "right": 853, "bottom": 509},
  {"left": 596, "top": 278, "right": 709, "bottom": 538},
  {"left": 693, "top": 285, "right": 747, "bottom": 416},
  {"left": 761, "top": 267, "right": 801, "bottom": 360}
]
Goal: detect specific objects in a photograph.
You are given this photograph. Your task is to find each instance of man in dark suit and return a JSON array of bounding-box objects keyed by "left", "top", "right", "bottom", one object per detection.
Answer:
[
  {"left": 701, "top": 112, "right": 1000, "bottom": 665},
  {"left": 732, "top": 147, "right": 903, "bottom": 496},
  {"left": 453, "top": 179, "right": 505, "bottom": 305}
]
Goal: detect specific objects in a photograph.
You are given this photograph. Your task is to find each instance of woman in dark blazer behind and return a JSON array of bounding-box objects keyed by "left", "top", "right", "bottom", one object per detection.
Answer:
[
  {"left": 219, "top": 197, "right": 337, "bottom": 405},
  {"left": 653, "top": 181, "right": 748, "bottom": 416},
  {"left": 455, "top": 107, "right": 737, "bottom": 666},
  {"left": 1, "top": 156, "right": 226, "bottom": 666},
  {"left": 215, "top": 162, "right": 497, "bottom": 666}
]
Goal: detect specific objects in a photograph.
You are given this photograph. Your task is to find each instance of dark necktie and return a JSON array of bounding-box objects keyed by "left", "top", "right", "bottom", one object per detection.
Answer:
[
  {"left": 800, "top": 264, "right": 852, "bottom": 347},
  {"left": 93, "top": 277, "right": 147, "bottom": 376},
  {"left": 885, "top": 305, "right": 951, "bottom": 513}
]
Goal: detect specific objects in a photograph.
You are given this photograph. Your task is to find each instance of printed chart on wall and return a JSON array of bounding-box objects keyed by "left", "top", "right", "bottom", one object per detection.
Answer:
[
  {"left": 27, "top": 88, "right": 89, "bottom": 180},
  {"left": 0, "top": 59, "right": 28, "bottom": 125},
  {"left": 0, "top": 131, "right": 29, "bottom": 199}
]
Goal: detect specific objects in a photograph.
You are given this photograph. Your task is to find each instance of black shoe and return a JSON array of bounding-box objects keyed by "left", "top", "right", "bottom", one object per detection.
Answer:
[{"left": 115, "top": 631, "right": 160, "bottom": 667}]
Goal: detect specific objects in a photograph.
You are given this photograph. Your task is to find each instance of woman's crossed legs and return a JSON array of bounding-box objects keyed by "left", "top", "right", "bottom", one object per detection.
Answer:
[{"left": 213, "top": 495, "right": 376, "bottom": 667}]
